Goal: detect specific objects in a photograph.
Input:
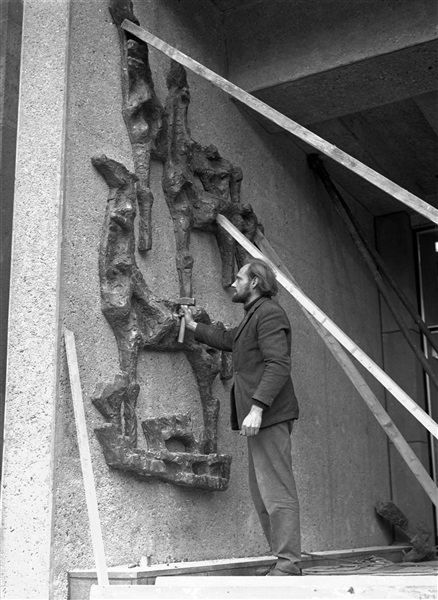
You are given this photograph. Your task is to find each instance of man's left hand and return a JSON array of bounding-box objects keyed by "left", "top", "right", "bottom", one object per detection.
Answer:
[{"left": 240, "top": 405, "right": 263, "bottom": 436}]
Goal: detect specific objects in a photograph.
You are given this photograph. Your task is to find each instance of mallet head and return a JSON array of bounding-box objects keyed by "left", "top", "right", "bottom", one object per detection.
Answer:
[{"left": 175, "top": 298, "right": 196, "bottom": 343}]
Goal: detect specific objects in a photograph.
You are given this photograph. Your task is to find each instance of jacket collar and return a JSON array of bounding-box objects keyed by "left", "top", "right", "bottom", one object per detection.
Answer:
[{"left": 234, "top": 296, "right": 269, "bottom": 342}]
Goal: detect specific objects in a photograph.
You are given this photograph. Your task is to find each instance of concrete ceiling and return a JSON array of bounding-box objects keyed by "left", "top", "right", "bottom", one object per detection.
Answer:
[
  {"left": 210, "top": 0, "right": 438, "bottom": 220},
  {"left": 210, "top": 0, "right": 265, "bottom": 12}
]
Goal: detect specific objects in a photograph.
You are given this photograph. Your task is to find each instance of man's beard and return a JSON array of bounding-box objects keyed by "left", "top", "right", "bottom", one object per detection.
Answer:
[{"left": 232, "top": 283, "right": 251, "bottom": 304}]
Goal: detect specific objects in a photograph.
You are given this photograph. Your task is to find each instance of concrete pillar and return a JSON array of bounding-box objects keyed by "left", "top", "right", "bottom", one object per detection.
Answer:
[
  {"left": 0, "top": 1, "right": 70, "bottom": 598},
  {"left": 375, "top": 212, "right": 434, "bottom": 531},
  {"left": 0, "top": 0, "right": 23, "bottom": 474}
]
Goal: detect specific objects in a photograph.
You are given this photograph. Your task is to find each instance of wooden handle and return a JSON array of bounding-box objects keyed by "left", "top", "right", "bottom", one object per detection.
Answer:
[{"left": 178, "top": 315, "right": 186, "bottom": 343}]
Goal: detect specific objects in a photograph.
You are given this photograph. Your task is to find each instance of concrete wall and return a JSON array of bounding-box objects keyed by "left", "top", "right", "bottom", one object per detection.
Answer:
[
  {"left": 1, "top": 1, "right": 70, "bottom": 598},
  {"left": 50, "top": 1, "right": 390, "bottom": 597},
  {"left": 2, "top": 1, "right": 397, "bottom": 598},
  {"left": 221, "top": 0, "right": 438, "bottom": 128},
  {"left": 224, "top": 0, "right": 438, "bottom": 92}
]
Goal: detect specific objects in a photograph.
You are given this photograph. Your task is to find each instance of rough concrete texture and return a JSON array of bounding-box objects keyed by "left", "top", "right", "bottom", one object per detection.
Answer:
[
  {"left": 0, "top": 0, "right": 23, "bottom": 471},
  {"left": 224, "top": 0, "right": 437, "bottom": 94},
  {"left": 47, "top": 2, "right": 394, "bottom": 598},
  {"left": 2, "top": 0, "right": 402, "bottom": 598},
  {"left": 0, "top": 1, "right": 70, "bottom": 599}
]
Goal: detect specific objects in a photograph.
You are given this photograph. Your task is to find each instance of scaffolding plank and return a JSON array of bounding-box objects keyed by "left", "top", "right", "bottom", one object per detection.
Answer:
[
  {"left": 65, "top": 328, "right": 109, "bottom": 587},
  {"left": 254, "top": 228, "right": 438, "bottom": 506},
  {"left": 216, "top": 214, "right": 438, "bottom": 442},
  {"left": 90, "top": 575, "right": 438, "bottom": 599},
  {"left": 121, "top": 20, "right": 438, "bottom": 226}
]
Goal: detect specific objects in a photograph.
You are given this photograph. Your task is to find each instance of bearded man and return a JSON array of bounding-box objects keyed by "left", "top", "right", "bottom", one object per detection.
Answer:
[{"left": 181, "top": 258, "right": 301, "bottom": 576}]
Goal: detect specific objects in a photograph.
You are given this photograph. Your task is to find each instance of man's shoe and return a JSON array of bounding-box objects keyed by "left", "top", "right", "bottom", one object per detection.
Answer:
[
  {"left": 266, "top": 567, "right": 302, "bottom": 576},
  {"left": 254, "top": 563, "right": 276, "bottom": 576}
]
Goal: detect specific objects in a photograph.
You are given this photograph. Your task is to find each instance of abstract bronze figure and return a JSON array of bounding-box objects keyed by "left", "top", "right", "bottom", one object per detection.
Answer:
[
  {"left": 92, "top": 154, "right": 231, "bottom": 490},
  {"left": 109, "top": 0, "right": 165, "bottom": 252},
  {"left": 90, "top": 0, "right": 263, "bottom": 491},
  {"left": 163, "top": 60, "right": 260, "bottom": 296}
]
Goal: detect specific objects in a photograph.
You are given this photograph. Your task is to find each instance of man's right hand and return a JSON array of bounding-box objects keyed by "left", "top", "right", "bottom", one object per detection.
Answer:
[
  {"left": 240, "top": 405, "right": 263, "bottom": 436},
  {"left": 180, "top": 305, "right": 197, "bottom": 332}
]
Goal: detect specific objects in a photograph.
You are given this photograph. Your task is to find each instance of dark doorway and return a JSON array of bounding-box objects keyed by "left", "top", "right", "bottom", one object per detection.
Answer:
[{"left": 416, "top": 226, "right": 438, "bottom": 536}]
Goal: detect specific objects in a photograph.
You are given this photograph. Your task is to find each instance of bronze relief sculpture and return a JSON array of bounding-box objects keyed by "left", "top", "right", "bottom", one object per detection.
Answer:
[{"left": 91, "top": 0, "right": 261, "bottom": 491}]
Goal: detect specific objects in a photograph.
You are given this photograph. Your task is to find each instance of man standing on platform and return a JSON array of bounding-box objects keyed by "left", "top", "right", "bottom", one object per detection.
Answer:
[{"left": 181, "top": 258, "right": 301, "bottom": 576}]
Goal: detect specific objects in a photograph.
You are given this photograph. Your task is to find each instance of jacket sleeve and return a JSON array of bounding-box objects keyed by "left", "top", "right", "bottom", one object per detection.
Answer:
[
  {"left": 251, "top": 307, "right": 291, "bottom": 407},
  {"left": 194, "top": 322, "right": 237, "bottom": 351}
]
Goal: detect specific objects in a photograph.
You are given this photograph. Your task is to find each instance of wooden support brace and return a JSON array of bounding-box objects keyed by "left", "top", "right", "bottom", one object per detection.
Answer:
[
  {"left": 64, "top": 329, "right": 109, "bottom": 587},
  {"left": 309, "top": 155, "right": 438, "bottom": 356},
  {"left": 254, "top": 229, "right": 438, "bottom": 507},
  {"left": 308, "top": 154, "right": 438, "bottom": 390},
  {"left": 216, "top": 214, "right": 438, "bottom": 441},
  {"left": 121, "top": 20, "right": 438, "bottom": 227}
]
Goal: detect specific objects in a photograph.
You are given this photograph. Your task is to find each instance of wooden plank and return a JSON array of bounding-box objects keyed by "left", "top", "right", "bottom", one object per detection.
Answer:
[
  {"left": 156, "top": 575, "right": 438, "bottom": 587},
  {"left": 90, "top": 586, "right": 156, "bottom": 599},
  {"left": 216, "top": 214, "right": 438, "bottom": 441},
  {"left": 121, "top": 20, "right": 438, "bottom": 227},
  {"left": 254, "top": 229, "right": 438, "bottom": 506},
  {"left": 309, "top": 154, "right": 438, "bottom": 387},
  {"left": 90, "top": 576, "right": 438, "bottom": 599},
  {"left": 64, "top": 329, "right": 109, "bottom": 587},
  {"left": 309, "top": 155, "right": 438, "bottom": 354}
]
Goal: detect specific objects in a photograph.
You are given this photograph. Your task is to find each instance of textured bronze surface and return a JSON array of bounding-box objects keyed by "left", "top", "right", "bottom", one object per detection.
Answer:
[
  {"left": 110, "top": 0, "right": 164, "bottom": 252},
  {"left": 91, "top": 155, "right": 231, "bottom": 489},
  {"left": 96, "top": 424, "right": 231, "bottom": 492},
  {"left": 163, "top": 60, "right": 261, "bottom": 296}
]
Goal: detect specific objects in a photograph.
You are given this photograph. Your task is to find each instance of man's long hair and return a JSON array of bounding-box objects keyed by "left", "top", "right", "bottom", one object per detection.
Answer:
[{"left": 245, "top": 258, "right": 278, "bottom": 298}]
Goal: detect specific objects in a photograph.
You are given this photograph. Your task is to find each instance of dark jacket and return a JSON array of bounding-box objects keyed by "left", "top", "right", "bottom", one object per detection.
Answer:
[{"left": 195, "top": 296, "right": 299, "bottom": 430}]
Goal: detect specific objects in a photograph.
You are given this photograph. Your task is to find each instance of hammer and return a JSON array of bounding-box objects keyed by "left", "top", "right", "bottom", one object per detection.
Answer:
[{"left": 176, "top": 297, "right": 196, "bottom": 343}]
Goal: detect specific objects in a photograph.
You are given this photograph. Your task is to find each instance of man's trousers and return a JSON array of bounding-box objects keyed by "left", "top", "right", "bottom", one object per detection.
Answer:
[{"left": 247, "top": 420, "right": 301, "bottom": 574}]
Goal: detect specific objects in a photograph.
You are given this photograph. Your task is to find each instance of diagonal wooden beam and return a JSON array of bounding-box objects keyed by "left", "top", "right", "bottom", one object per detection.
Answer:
[
  {"left": 216, "top": 214, "right": 438, "bottom": 441},
  {"left": 121, "top": 20, "right": 438, "bottom": 226},
  {"left": 254, "top": 228, "right": 438, "bottom": 507},
  {"left": 64, "top": 329, "right": 109, "bottom": 587},
  {"left": 309, "top": 153, "right": 438, "bottom": 387}
]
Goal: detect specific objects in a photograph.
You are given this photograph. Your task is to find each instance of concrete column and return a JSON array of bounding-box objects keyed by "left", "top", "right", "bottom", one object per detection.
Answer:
[
  {"left": 0, "top": 1, "right": 70, "bottom": 598},
  {"left": 0, "top": 0, "right": 23, "bottom": 475}
]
